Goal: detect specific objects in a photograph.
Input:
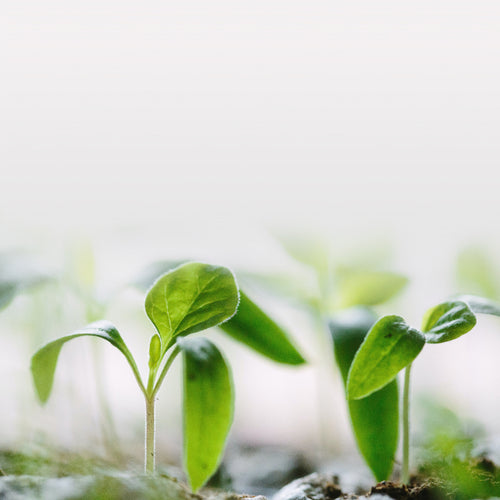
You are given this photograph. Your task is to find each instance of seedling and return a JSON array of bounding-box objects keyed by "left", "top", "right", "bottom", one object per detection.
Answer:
[
  {"left": 132, "top": 259, "right": 306, "bottom": 366},
  {"left": 31, "top": 262, "right": 241, "bottom": 492},
  {"left": 346, "top": 297, "right": 500, "bottom": 484}
]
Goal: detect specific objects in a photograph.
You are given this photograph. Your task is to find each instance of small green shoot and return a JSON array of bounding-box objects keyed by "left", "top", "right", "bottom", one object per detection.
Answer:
[
  {"left": 347, "top": 299, "right": 478, "bottom": 484},
  {"left": 133, "top": 259, "right": 306, "bottom": 366},
  {"left": 31, "top": 262, "right": 239, "bottom": 492}
]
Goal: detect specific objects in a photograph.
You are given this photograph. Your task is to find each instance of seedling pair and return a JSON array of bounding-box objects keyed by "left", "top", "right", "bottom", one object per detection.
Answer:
[
  {"left": 346, "top": 295, "right": 500, "bottom": 484},
  {"left": 31, "top": 261, "right": 305, "bottom": 492}
]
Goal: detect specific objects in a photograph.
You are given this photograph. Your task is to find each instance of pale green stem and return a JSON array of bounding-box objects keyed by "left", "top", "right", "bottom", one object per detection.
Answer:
[
  {"left": 402, "top": 363, "right": 412, "bottom": 485},
  {"left": 145, "top": 395, "right": 156, "bottom": 473},
  {"left": 143, "top": 345, "right": 181, "bottom": 473},
  {"left": 152, "top": 345, "right": 181, "bottom": 397}
]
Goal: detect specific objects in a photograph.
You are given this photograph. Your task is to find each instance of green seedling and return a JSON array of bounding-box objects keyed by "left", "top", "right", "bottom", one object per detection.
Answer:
[
  {"left": 31, "top": 262, "right": 241, "bottom": 492},
  {"left": 346, "top": 296, "right": 500, "bottom": 484},
  {"left": 133, "top": 259, "right": 306, "bottom": 366}
]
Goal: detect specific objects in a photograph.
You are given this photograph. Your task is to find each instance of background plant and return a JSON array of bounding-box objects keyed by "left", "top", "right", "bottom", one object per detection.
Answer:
[{"left": 243, "top": 235, "right": 407, "bottom": 477}]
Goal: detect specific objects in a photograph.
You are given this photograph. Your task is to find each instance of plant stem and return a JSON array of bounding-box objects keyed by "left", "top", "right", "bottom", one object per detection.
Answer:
[
  {"left": 145, "top": 395, "right": 156, "bottom": 474},
  {"left": 402, "top": 363, "right": 412, "bottom": 485},
  {"left": 152, "top": 345, "right": 180, "bottom": 397}
]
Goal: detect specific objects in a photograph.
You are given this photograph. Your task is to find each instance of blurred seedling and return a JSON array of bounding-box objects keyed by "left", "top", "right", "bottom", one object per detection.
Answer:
[
  {"left": 0, "top": 250, "right": 52, "bottom": 312},
  {"left": 245, "top": 233, "right": 407, "bottom": 476}
]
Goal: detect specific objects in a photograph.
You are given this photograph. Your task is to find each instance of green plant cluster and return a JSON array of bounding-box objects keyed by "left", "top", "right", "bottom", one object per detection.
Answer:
[{"left": 1, "top": 243, "right": 499, "bottom": 495}]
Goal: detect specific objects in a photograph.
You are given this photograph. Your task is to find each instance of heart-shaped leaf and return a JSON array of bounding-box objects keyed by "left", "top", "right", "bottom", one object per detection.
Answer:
[
  {"left": 31, "top": 321, "right": 140, "bottom": 403},
  {"left": 330, "top": 307, "right": 399, "bottom": 481},
  {"left": 347, "top": 315, "right": 425, "bottom": 400},
  {"left": 219, "top": 291, "right": 306, "bottom": 365},
  {"left": 145, "top": 262, "right": 239, "bottom": 350},
  {"left": 422, "top": 300, "right": 477, "bottom": 343},
  {"left": 178, "top": 337, "right": 234, "bottom": 492}
]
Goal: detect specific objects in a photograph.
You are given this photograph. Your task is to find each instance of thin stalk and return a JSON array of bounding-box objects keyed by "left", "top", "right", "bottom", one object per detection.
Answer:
[
  {"left": 402, "top": 363, "right": 412, "bottom": 485},
  {"left": 143, "top": 345, "right": 181, "bottom": 473},
  {"left": 152, "top": 345, "right": 180, "bottom": 397},
  {"left": 145, "top": 395, "right": 156, "bottom": 473}
]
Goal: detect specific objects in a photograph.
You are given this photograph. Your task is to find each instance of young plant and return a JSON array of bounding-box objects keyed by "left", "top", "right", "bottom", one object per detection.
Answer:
[
  {"left": 346, "top": 299, "right": 482, "bottom": 484},
  {"left": 31, "top": 262, "right": 241, "bottom": 492},
  {"left": 132, "top": 259, "right": 306, "bottom": 366}
]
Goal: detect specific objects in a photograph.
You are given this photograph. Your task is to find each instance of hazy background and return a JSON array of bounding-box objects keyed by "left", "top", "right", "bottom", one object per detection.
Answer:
[{"left": 2, "top": 0, "right": 500, "bottom": 466}]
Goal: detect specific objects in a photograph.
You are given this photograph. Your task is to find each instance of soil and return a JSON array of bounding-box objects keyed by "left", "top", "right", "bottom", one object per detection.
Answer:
[{"left": 1, "top": 447, "right": 500, "bottom": 499}]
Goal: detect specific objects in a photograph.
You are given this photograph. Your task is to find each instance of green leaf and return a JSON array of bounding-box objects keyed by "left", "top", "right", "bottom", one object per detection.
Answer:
[
  {"left": 422, "top": 300, "right": 477, "bottom": 343},
  {"left": 348, "top": 383, "right": 399, "bottom": 481},
  {"left": 145, "top": 262, "right": 239, "bottom": 350},
  {"left": 330, "top": 308, "right": 398, "bottom": 481},
  {"left": 335, "top": 268, "right": 408, "bottom": 309},
  {"left": 456, "top": 247, "right": 499, "bottom": 300},
  {"left": 31, "top": 321, "right": 140, "bottom": 404},
  {"left": 457, "top": 294, "right": 500, "bottom": 317},
  {"left": 347, "top": 315, "right": 425, "bottom": 400},
  {"left": 218, "top": 291, "right": 306, "bottom": 365},
  {"left": 148, "top": 335, "right": 162, "bottom": 369},
  {"left": 178, "top": 337, "right": 234, "bottom": 492}
]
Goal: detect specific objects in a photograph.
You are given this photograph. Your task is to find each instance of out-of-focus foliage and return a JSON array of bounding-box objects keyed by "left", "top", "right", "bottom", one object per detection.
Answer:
[
  {"left": 416, "top": 399, "right": 500, "bottom": 499},
  {"left": 273, "top": 233, "right": 408, "bottom": 315},
  {"left": 457, "top": 247, "right": 500, "bottom": 300},
  {"left": 0, "top": 251, "right": 52, "bottom": 311}
]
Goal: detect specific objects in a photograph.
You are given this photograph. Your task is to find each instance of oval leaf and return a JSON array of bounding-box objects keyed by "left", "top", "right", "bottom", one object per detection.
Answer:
[
  {"left": 422, "top": 300, "right": 477, "bottom": 343},
  {"left": 178, "top": 337, "right": 234, "bottom": 492},
  {"left": 31, "top": 321, "right": 139, "bottom": 404},
  {"left": 348, "top": 383, "right": 398, "bottom": 481},
  {"left": 457, "top": 294, "right": 500, "bottom": 317},
  {"left": 335, "top": 269, "right": 408, "bottom": 309},
  {"left": 145, "top": 262, "right": 239, "bottom": 349},
  {"left": 330, "top": 308, "right": 398, "bottom": 481},
  {"left": 347, "top": 315, "right": 425, "bottom": 400},
  {"left": 219, "top": 291, "right": 306, "bottom": 365}
]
